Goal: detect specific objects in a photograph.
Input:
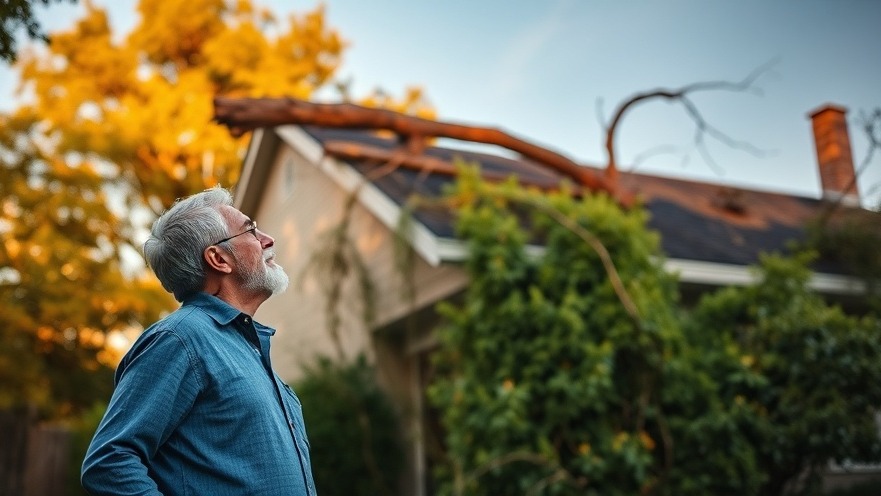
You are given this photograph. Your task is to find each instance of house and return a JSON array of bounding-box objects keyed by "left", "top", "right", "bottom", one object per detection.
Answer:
[{"left": 216, "top": 99, "right": 872, "bottom": 495}]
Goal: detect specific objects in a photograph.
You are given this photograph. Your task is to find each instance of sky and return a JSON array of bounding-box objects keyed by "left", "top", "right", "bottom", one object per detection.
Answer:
[{"left": 3, "top": 0, "right": 880, "bottom": 205}]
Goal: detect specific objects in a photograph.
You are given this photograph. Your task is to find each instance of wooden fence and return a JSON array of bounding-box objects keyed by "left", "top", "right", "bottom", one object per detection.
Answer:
[{"left": 0, "top": 408, "right": 71, "bottom": 496}]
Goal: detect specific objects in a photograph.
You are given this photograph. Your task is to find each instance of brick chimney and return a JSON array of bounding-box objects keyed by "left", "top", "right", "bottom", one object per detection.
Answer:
[{"left": 808, "top": 104, "right": 860, "bottom": 206}]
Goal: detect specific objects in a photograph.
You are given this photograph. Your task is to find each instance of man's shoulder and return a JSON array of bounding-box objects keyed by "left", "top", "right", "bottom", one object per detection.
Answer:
[
  {"left": 115, "top": 306, "right": 216, "bottom": 385},
  {"left": 124, "top": 305, "right": 221, "bottom": 361},
  {"left": 142, "top": 304, "right": 214, "bottom": 338},
  {"left": 118, "top": 306, "right": 216, "bottom": 370}
]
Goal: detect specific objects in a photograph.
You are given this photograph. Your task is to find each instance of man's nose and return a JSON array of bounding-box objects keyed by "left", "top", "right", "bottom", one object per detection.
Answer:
[{"left": 257, "top": 229, "right": 275, "bottom": 248}]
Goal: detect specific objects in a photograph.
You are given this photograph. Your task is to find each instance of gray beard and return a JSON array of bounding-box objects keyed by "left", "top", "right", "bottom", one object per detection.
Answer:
[
  {"left": 260, "top": 262, "right": 290, "bottom": 295},
  {"left": 235, "top": 252, "right": 290, "bottom": 295}
]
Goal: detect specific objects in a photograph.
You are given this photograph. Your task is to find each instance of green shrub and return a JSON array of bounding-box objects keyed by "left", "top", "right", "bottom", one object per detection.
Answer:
[
  {"left": 427, "top": 169, "right": 881, "bottom": 496},
  {"left": 294, "top": 356, "right": 405, "bottom": 496}
]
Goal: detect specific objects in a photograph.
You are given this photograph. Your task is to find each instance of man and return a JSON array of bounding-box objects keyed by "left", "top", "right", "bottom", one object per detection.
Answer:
[{"left": 82, "top": 187, "right": 316, "bottom": 495}]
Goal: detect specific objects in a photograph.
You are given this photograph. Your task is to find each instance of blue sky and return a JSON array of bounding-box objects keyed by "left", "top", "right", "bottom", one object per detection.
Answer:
[{"left": 3, "top": 0, "right": 880, "bottom": 205}]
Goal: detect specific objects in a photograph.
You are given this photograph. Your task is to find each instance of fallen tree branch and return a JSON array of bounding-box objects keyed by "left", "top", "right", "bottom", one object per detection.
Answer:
[{"left": 213, "top": 96, "right": 616, "bottom": 196}]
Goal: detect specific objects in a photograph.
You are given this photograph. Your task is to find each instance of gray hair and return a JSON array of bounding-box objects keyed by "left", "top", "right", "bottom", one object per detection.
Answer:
[{"left": 143, "top": 187, "right": 234, "bottom": 302}]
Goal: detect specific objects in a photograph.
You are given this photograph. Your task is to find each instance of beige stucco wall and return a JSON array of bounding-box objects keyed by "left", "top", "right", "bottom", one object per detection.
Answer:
[
  {"left": 247, "top": 141, "right": 467, "bottom": 383},
  {"left": 242, "top": 139, "right": 470, "bottom": 495}
]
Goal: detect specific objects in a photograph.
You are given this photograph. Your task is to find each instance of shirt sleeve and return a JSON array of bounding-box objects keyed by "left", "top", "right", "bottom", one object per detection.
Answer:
[{"left": 81, "top": 330, "right": 203, "bottom": 496}]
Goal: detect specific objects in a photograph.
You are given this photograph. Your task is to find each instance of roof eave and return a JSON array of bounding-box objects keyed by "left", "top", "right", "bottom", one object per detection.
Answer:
[{"left": 433, "top": 243, "right": 865, "bottom": 295}]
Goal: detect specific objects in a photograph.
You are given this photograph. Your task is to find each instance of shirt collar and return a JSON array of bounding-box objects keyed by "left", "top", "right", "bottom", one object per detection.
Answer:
[
  {"left": 182, "top": 292, "right": 277, "bottom": 336},
  {"left": 182, "top": 292, "right": 246, "bottom": 326}
]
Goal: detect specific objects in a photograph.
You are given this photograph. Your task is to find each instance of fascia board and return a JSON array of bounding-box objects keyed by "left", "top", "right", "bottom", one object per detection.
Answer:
[
  {"left": 233, "top": 127, "right": 265, "bottom": 211},
  {"left": 665, "top": 258, "right": 864, "bottom": 294},
  {"left": 432, "top": 244, "right": 864, "bottom": 295}
]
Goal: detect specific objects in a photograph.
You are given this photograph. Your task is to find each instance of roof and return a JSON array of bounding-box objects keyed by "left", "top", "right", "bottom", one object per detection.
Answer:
[
  {"left": 234, "top": 123, "right": 865, "bottom": 295},
  {"left": 299, "top": 126, "right": 827, "bottom": 267}
]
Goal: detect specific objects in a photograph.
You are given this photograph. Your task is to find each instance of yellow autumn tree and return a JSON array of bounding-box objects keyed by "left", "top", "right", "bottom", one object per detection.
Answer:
[
  {"left": 1, "top": 1, "right": 347, "bottom": 423},
  {"left": 0, "top": 111, "right": 173, "bottom": 420},
  {"left": 2, "top": 0, "right": 433, "bottom": 420},
  {"left": 16, "top": 0, "right": 350, "bottom": 210}
]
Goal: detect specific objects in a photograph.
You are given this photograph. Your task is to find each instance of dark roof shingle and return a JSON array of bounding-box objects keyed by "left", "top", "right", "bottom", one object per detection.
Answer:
[{"left": 302, "top": 126, "right": 842, "bottom": 271}]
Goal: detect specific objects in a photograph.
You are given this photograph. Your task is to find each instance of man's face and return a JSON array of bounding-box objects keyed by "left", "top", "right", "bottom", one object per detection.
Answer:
[{"left": 219, "top": 206, "right": 289, "bottom": 296}]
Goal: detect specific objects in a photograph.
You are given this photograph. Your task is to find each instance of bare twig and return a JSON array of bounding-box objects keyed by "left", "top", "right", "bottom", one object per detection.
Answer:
[
  {"left": 854, "top": 109, "right": 881, "bottom": 201},
  {"left": 629, "top": 144, "right": 683, "bottom": 172},
  {"left": 602, "top": 59, "right": 777, "bottom": 181}
]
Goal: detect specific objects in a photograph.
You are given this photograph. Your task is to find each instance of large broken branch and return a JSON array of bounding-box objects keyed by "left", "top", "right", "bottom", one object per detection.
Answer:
[{"left": 213, "top": 97, "right": 614, "bottom": 196}]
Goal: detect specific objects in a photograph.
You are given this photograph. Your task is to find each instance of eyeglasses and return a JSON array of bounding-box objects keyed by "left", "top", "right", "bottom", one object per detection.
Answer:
[{"left": 213, "top": 221, "right": 258, "bottom": 245}]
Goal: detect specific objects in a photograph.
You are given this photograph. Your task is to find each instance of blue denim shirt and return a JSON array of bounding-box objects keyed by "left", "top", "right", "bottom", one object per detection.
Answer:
[{"left": 82, "top": 293, "right": 316, "bottom": 496}]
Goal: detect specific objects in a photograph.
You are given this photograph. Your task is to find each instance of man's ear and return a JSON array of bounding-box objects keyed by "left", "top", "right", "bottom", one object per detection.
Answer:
[{"left": 204, "top": 246, "right": 234, "bottom": 274}]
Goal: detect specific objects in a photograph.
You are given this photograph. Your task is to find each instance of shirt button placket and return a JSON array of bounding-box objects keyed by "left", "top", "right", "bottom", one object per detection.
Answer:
[{"left": 241, "top": 316, "right": 260, "bottom": 356}]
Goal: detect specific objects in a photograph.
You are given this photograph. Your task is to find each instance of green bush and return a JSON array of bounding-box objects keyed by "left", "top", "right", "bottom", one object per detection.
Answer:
[
  {"left": 294, "top": 356, "right": 405, "bottom": 496},
  {"left": 428, "top": 171, "right": 709, "bottom": 495},
  {"left": 427, "top": 168, "right": 881, "bottom": 496},
  {"left": 689, "top": 254, "right": 881, "bottom": 496}
]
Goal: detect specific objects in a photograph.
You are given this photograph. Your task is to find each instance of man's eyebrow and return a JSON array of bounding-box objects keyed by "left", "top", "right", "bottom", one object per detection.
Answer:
[{"left": 239, "top": 219, "right": 253, "bottom": 229}]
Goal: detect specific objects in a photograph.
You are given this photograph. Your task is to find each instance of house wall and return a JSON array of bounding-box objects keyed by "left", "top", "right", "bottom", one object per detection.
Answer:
[
  {"left": 250, "top": 142, "right": 467, "bottom": 382},
  {"left": 244, "top": 139, "right": 470, "bottom": 495}
]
